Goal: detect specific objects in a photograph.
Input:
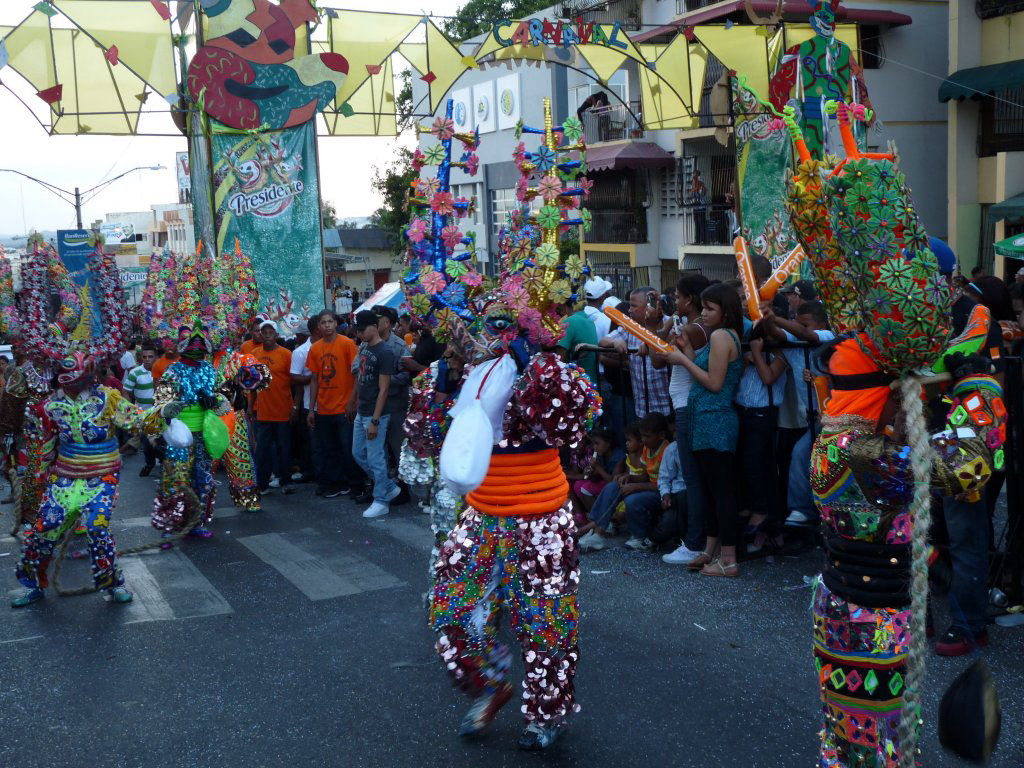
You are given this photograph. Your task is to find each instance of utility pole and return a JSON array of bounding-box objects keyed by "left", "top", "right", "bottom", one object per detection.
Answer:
[{"left": 74, "top": 187, "right": 82, "bottom": 229}]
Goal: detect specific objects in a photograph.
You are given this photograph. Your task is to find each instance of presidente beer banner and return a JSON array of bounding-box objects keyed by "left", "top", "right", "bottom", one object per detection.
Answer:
[{"left": 210, "top": 119, "right": 323, "bottom": 324}]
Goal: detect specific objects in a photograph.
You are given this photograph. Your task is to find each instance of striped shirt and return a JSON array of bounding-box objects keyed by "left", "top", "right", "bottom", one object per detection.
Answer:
[{"left": 123, "top": 364, "right": 155, "bottom": 407}]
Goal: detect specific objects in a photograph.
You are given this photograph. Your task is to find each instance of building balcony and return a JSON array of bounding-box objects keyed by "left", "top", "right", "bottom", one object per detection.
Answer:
[
  {"left": 584, "top": 210, "right": 648, "bottom": 244},
  {"left": 579, "top": 103, "right": 644, "bottom": 144},
  {"left": 675, "top": 0, "right": 721, "bottom": 16},
  {"left": 976, "top": 0, "right": 1024, "bottom": 19},
  {"left": 558, "top": 0, "right": 643, "bottom": 30}
]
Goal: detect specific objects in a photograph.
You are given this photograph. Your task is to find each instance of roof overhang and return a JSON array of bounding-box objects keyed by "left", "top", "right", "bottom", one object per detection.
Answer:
[
  {"left": 586, "top": 141, "right": 675, "bottom": 172},
  {"left": 938, "top": 61, "right": 1024, "bottom": 102}
]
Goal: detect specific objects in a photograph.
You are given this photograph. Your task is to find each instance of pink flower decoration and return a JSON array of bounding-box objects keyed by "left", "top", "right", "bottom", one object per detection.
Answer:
[
  {"left": 505, "top": 282, "right": 529, "bottom": 312},
  {"left": 421, "top": 268, "right": 446, "bottom": 295},
  {"left": 515, "top": 177, "right": 530, "bottom": 203},
  {"left": 461, "top": 270, "right": 483, "bottom": 287},
  {"left": 538, "top": 177, "right": 562, "bottom": 200},
  {"left": 407, "top": 218, "right": 427, "bottom": 243},
  {"left": 413, "top": 179, "right": 431, "bottom": 197},
  {"left": 412, "top": 149, "right": 426, "bottom": 172},
  {"left": 513, "top": 142, "right": 526, "bottom": 164},
  {"left": 425, "top": 177, "right": 441, "bottom": 195},
  {"left": 431, "top": 191, "right": 454, "bottom": 216},
  {"left": 464, "top": 153, "right": 479, "bottom": 176},
  {"left": 432, "top": 117, "right": 455, "bottom": 140},
  {"left": 579, "top": 177, "right": 594, "bottom": 199},
  {"left": 441, "top": 225, "right": 463, "bottom": 251}
]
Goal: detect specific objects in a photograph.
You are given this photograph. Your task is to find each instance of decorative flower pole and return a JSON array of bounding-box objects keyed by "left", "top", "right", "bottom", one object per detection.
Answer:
[
  {"left": 501, "top": 98, "right": 591, "bottom": 345},
  {"left": 404, "top": 98, "right": 483, "bottom": 338}
]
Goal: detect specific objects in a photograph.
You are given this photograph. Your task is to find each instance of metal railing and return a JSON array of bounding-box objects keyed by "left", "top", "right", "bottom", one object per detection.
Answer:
[
  {"left": 976, "top": 0, "right": 1024, "bottom": 19},
  {"left": 584, "top": 210, "right": 648, "bottom": 243},
  {"left": 682, "top": 205, "right": 734, "bottom": 246},
  {"left": 676, "top": 0, "right": 723, "bottom": 15},
  {"left": 558, "top": 0, "right": 642, "bottom": 29},
  {"left": 579, "top": 103, "right": 644, "bottom": 143}
]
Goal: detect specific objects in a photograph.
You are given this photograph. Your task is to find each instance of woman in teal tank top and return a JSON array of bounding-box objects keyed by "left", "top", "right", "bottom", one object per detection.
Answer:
[{"left": 665, "top": 284, "right": 744, "bottom": 577}]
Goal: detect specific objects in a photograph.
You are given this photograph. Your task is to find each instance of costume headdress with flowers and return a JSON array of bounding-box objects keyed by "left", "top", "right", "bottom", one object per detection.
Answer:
[
  {"left": 403, "top": 99, "right": 484, "bottom": 342},
  {"left": 141, "top": 239, "right": 259, "bottom": 353},
  {"left": 20, "top": 246, "right": 127, "bottom": 386}
]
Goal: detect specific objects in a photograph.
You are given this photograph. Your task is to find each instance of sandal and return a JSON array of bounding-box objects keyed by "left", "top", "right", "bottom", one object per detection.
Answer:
[
  {"left": 687, "top": 551, "right": 715, "bottom": 571},
  {"left": 700, "top": 560, "right": 739, "bottom": 578}
]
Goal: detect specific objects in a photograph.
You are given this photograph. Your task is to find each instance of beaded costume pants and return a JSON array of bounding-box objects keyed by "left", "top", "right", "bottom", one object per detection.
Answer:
[
  {"left": 16, "top": 474, "right": 124, "bottom": 591},
  {"left": 223, "top": 413, "right": 259, "bottom": 511},
  {"left": 152, "top": 437, "right": 215, "bottom": 533},
  {"left": 430, "top": 505, "right": 580, "bottom": 726}
]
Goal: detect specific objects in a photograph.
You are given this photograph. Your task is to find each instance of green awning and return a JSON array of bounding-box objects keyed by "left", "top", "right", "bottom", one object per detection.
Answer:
[
  {"left": 990, "top": 192, "right": 1024, "bottom": 222},
  {"left": 938, "top": 60, "right": 1024, "bottom": 102},
  {"left": 995, "top": 233, "right": 1024, "bottom": 257}
]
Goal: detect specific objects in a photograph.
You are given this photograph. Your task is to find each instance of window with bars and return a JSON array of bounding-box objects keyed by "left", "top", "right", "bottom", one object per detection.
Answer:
[
  {"left": 660, "top": 165, "right": 683, "bottom": 218},
  {"left": 979, "top": 87, "right": 1024, "bottom": 157}
]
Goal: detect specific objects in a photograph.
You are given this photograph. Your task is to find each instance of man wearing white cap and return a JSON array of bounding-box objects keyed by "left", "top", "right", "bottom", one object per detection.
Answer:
[{"left": 582, "top": 276, "right": 613, "bottom": 340}]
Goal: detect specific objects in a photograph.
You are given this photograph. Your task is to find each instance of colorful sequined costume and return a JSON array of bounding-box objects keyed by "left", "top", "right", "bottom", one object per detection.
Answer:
[
  {"left": 151, "top": 353, "right": 231, "bottom": 533},
  {"left": 781, "top": 102, "right": 1007, "bottom": 765},
  {"left": 429, "top": 352, "right": 598, "bottom": 729},
  {"left": 400, "top": 360, "right": 462, "bottom": 566},
  {"left": 3, "top": 361, "right": 53, "bottom": 531},
  {"left": 217, "top": 352, "right": 270, "bottom": 511},
  {"left": 16, "top": 386, "right": 161, "bottom": 592}
]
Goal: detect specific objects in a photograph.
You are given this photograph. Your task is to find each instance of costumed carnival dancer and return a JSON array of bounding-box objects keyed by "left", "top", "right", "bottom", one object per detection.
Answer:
[
  {"left": 216, "top": 351, "right": 271, "bottom": 513},
  {"left": 142, "top": 242, "right": 260, "bottom": 543},
  {"left": 781, "top": 101, "right": 1007, "bottom": 766},
  {"left": 410, "top": 100, "right": 600, "bottom": 750},
  {"left": 11, "top": 248, "right": 165, "bottom": 608}
]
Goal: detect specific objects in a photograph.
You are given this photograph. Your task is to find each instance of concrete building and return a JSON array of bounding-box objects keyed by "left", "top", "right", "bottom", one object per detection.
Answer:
[
  {"left": 941, "top": 0, "right": 1024, "bottom": 277},
  {"left": 412, "top": 0, "right": 949, "bottom": 293},
  {"left": 150, "top": 203, "right": 196, "bottom": 257},
  {"left": 324, "top": 226, "right": 396, "bottom": 295}
]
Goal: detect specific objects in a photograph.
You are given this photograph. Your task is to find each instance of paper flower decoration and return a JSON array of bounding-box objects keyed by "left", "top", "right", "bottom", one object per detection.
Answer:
[
  {"left": 423, "top": 144, "right": 446, "bottom": 166},
  {"left": 513, "top": 142, "right": 526, "bottom": 166},
  {"left": 533, "top": 243, "right": 560, "bottom": 268},
  {"left": 432, "top": 116, "right": 455, "bottom": 140},
  {"left": 510, "top": 237, "right": 533, "bottom": 261},
  {"left": 538, "top": 176, "right": 562, "bottom": 201},
  {"left": 581, "top": 209, "right": 593, "bottom": 232},
  {"left": 564, "top": 253, "right": 584, "bottom": 279},
  {"left": 464, "top": 153, "right": 479, "bottom": 176},
  {"left": 412, "top": 149, "right": 426, "bottom": 172},
  {"left": 420, "top": 268, "right": 446, "bottom": 295},
  {"left": 414, "top": 179, "right": 431, "bottom": 197},
  {"left": 410, "top": 293, "right": 432, "bottom": 315},
  {"left": 441, "top": 225, "right": 463, "bottom": 251},
  {"left": 431, "top": 191, "right": 454, "bottom": 216},
  {"left": 534, "top": 146, "right": 556, "bottom": 172},
  {"left": 549, "top": 279, "right": 571, "bottom": 303},
  {"left": 537, "top": 204, "right": 562, "bottom": 229},
  {"left": 579, "top": 177, "right": 594, "bottom": 199},
  {"left": 441, "top": 281, "right": 466, "bottom": 305},
  {"left": 561, "top": 116, "right": 583, "bottom": 143},
  {"left": 505, "top": 282, "right": 530, "bottom": 312},
  {"left": 515, "top": 176, "right": 530, "bottom": 203},
  {"left": 407, "top": 218, "right": 427, "bottom": 243},
  {"left": 461, "top": 270, "right": 483, "bottom": 287},
  {"left": 445, "top": 257, "right": 469, "bottom": 278}
]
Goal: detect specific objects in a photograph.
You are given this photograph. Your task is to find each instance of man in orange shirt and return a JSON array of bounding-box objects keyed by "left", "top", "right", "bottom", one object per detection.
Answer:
[
  {"left": 150, "top": 338, "right": 180, "bottom": 381},
  {"left": 240, "top": 316, "right": 266, "bottom": 355},
  {"left": 306, "top": 309, "right": 359, "bottom": 498},
  {"left": 252, "top": 320, "right": 294, "bottom": 495}
]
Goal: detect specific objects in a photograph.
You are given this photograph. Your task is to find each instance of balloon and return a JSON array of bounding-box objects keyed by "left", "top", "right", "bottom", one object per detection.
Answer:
[
  {"left": 202, "top": 409, "right": 230, "bottom": 459},
  {"left": 602, "top": 306, "right": 672, "bottom": 355},
  {"left": 734, "top": 237, "right": 762, "bottom": 322}
]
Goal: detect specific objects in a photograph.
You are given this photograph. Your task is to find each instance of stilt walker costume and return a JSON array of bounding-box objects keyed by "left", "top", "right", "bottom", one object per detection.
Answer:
[
  {"left": 11, "top": 249, "right": 162, "bottom": 608},
  {"left": 142, "top": 242, "right": 259, "bottom": 540},
  {"left": 422, "top": 100, "right": 600, "bottom": 750},
  {"left": 782, "top": 102, "right": 1007, "bottom": 766}
]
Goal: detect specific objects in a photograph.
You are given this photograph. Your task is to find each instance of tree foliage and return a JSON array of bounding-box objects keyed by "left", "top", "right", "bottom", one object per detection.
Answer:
[
  {"left": 320, "top": 200, "right": 338, "bottom": 229},
  {"left": 370, "top": 147, "right": 417, "bottom": 256},
  {"left": 443, "top": 0, "right": 554, "bottom": 42}
]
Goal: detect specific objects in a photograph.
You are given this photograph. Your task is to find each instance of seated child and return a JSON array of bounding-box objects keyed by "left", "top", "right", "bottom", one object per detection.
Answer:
[
  {"left": 651, "top": 420, "right": 689, "bottom": 550},
  {"left": 622, "top": 412, "right": 670, "bottom": 551},
  {"left": 578, "top": 424, "right": 644, "bottom": 551},
  {"left": 568, "top": 429, "right": 624, "bottom": 526}
]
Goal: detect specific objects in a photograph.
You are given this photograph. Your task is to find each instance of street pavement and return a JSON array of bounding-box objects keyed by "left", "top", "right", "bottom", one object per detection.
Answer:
[{"left": 0, "top": 452, "right": 1020, "bottom": 768}]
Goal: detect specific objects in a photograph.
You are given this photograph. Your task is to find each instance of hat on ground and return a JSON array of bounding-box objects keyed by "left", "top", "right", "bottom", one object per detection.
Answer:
[{"left": 354, "top": 310, "right": 379, "bottom": 330}]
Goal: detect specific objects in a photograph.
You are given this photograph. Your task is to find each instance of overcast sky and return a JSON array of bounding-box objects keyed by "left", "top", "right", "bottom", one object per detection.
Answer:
[{"left": 0, "top": 0, "right": 461, "bottom": 235}]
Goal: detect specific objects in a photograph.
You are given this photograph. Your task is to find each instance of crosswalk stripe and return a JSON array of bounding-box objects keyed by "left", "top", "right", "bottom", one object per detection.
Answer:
[
  {"left": 367, "top": 518, "right": 433, "bottom": 553},
  {"left": 238, "top": 527, "right": 404, "bottom": 601},
  {"left": 120, "top": 558, "right": 176, "bottom": 623},
  {"left": 121, "top": 549, "right": 232, "bottom": 623}
]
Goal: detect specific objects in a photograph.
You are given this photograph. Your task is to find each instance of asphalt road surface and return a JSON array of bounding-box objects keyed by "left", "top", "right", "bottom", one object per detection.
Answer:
[{"left": 1, "top": 452, "right": 1020, "bottom": 768}]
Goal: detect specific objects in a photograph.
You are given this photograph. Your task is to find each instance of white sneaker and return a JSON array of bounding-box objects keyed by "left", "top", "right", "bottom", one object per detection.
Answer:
[
  {"left": 362, "top": 501, "right": 390, "bottom": 518},
  {"left": 384, "top": 484, "right": 402, "bottom": 504},
  {"left": 624, "top": 536, "right": 653, "bottom": 551},
  {"left": 785, "top": 510, "right": 812, "bottom": 526},
  {"left": 578, "top": 531, "right": 606, "bottom": 552},
  {"left": 268, "top": 477, "right": 281, "bottom": 489},
  {"left": 662, "top": 544, "right": 702, "bottom": 565}
]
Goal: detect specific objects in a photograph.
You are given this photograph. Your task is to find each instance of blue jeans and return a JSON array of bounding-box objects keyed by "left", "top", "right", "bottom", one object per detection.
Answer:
[
  {"left": 787, "top": 429, "right": 814, "bottom": 518},
  {"left": 255, "top": 420, "right": 292, "bottom": 489},
  {"left": 624, "top": 490, "right": 661, "bottom": 539},
  {"left": 943, "top": 496, "right": 990, "bottom": 636},
  {"left": 588, "top": 481, "right": 622, "bottom": 531},
  {"left": 674, "top": 407, "right": 705, "bottom": 551},
  {"left": 352, "top": 413, "right": 398, "bottom": 503}
]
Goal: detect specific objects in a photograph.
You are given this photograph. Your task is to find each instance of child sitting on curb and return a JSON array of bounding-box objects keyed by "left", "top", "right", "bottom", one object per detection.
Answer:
[
  {"left": 578, "top": 424, "right": 644, "bottom": 551},
  {"left": 568, "top": 429, "right": 624, "bottom": 527}
]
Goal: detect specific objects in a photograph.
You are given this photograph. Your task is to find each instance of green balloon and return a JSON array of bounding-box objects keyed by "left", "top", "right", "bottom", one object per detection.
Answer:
[{"left": 202, "top": 410, "right": 230, "bottom": 460}]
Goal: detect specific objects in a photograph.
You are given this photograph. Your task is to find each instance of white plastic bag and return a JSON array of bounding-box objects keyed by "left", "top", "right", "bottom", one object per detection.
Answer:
[
  {"left": 440, "top": 355, "right": 517, "bottom": 495},
  {"left": 163, "top": 417, "right": 193, "bottom": 449},
  {"left": 439, "top": 399, "right": 493, "bottom": 496}
]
